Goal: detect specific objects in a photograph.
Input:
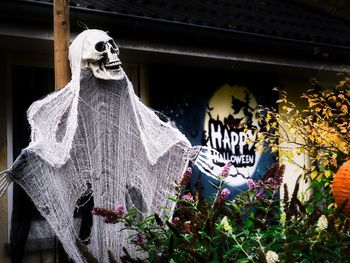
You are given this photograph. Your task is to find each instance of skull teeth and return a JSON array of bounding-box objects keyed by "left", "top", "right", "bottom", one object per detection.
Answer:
[{"left": 105, "top": 61, "right": 121, "bottom": 70}]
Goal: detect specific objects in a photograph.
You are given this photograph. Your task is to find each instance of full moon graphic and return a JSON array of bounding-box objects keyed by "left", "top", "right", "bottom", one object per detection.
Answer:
[{"left": 203, "top": 84, "right": 262, "bottom": 186}]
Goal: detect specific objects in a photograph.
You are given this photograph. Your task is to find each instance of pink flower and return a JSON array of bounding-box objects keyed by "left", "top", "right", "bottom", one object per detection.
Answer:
[
  {"left": 185, "top": 167, "right": 192, "bottom": 175},
  {"left": 215, "top": 188, "right": 231, "bottom": 205},
  {"left": 181, "top": 193, "right": 194, "bottom": 202},
  {"left": 133, "top": 233, "right": 145, "bottom": 245},
  {"left": 267, "top": 178, "right": 275, "bottom": 184},
  {"left": 115, "top": 205, "right": 126, "bottom": 217},
  {"left": 255, "top": 192, "right": 266, "bottom": 199},
  {"left": 220, "top": 162, "right": 232, "bottom": 178},
  {"left": 247, "top": 179, "right": 257, "bottom": 189},
  {"left": 221, "top": 188, "right": 230, "bottom": 199}
]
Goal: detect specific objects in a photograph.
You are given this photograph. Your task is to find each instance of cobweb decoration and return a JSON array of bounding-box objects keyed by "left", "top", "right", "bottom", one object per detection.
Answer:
[{"left": 7, "top": 29, "right": 200, "bottom": 262}]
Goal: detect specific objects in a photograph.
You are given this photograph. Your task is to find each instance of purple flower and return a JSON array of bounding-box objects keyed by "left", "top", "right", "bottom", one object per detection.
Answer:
[
  {"left": 185, "top": 167, "right": 192, "bottom": 175},
  {"left": 247, "top": 179, "right": 257, "bottom": 189},
  {"left": 181, "top": 167, "right": 192, "bottom": 185},
  {"left": 181, "top": 193, "right": 194, "bottom": 202},
  {"left": 92, "top": 207, "right": 116, "bottom": 217},
  {"left": 115, "top": 205, "right": 126, "bottom": 217},
  {"left": 220, "top": 161, "right": 232, "bottom": 178},
  {"left": 133, "top": 233, "right": 145, "bottom": 245},
  {"left": 220, "top": 162, "right": 232, "bottom": 178},
  {"left": 255, "top": 192, "right": 266, "bottom": 199},
  {"left": 92, "top": 205, "right": 125, "bottom": 224},
  {"left": 267, "top": 178, "right": 275, "bottom": 184},
  {"left": 216, "top": 188, "right": 231, "bottom": 205},
  {"left": 92, "top": 207, "right": 119, "bottom": 224},
  {"left": 221, "top": 188, "right": 230, "bottom": 199}
]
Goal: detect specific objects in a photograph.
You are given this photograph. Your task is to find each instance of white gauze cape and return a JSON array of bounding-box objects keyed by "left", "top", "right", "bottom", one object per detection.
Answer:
[{"left": 9, "top": 29, "right": 199, "bottom": 262}]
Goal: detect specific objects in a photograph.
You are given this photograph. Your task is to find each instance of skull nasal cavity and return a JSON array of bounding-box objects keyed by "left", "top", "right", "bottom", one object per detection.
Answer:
[
  {"left": 110, "top": 48, "right": 117, "bottom": 54},
  {"left": 95, "top": 42, "right": 106, "bottom": 52}
]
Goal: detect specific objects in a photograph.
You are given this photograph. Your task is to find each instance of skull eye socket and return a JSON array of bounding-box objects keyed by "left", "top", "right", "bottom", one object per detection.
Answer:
[
  {"left": 108, "top": 39, "right": 117, "bottom": 48},
  {"left": 95, "top": 41, "right": 106, "bottom": 52},
  {"left": 108, "top": 40, "right": 117, "bottom": 49}
]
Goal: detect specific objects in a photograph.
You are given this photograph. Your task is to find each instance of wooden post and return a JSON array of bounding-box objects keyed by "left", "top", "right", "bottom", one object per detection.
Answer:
[
  {"left": 53, "top": 1, "right": 71, "bottom": 261},
  {"left": 54, "top": 0, "right": 70, "bottom": 90}
]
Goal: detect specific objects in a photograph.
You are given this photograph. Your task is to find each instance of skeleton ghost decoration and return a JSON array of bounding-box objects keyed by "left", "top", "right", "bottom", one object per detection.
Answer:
[
  {"left": 0, "top": 29, "right": 200, "bottom": 262},
  {"left": 0, "top": 29, "right": 232, "bottom": 262},
  {"left": 80, "top": 30, "right": 123, "bottom": 80}
]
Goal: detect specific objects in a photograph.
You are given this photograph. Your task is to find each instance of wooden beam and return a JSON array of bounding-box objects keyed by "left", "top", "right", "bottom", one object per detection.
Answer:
[{"left": 53, "top": 0, "right": 70, "bottom": 90}]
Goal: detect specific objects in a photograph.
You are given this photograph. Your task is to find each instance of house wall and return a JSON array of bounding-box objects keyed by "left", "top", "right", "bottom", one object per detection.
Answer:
[
  {"left": 278, "top": 72, "right": 339, "bottom": 200},
  {"left": 0, "top": 50, "right": 56, "bottom": 263},
  {"left": 0, "top": 28, "right": 342, "bottom": 262},
  {"left": 279, "top": 76, "right": 310, "bottom": 200}
]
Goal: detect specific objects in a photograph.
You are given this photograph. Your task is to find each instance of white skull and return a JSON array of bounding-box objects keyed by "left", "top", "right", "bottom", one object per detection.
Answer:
[{"left": 81, "top": 30, "right": 124, "bottom": 80}]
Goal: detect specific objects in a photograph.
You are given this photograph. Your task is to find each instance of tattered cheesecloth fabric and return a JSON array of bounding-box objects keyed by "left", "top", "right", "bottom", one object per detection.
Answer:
[{"left": 6, "top": 29, "right": 201, "bottom": 262}]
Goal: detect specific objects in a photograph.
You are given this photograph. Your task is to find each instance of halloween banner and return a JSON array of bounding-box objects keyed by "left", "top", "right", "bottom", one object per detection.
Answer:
[{"left": 150, "top": 65, "right": 277, "bottom": 197}]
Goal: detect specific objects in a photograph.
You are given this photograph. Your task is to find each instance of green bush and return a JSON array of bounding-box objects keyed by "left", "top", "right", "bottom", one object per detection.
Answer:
[{"left": 87, "top": 162, "right": 350, "bottom": 262}]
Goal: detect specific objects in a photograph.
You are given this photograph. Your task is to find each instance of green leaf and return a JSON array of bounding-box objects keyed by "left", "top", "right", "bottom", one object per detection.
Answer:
[
  {"left": 244, "top": 219, "right": 254, "bottom": 230},
  {"left": 236, "top": 258, "right": 251, "bottom": 263}
]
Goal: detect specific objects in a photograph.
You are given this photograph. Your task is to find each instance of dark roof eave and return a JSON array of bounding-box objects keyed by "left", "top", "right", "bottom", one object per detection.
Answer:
[
  {"left": 4, "top": 0, "right": 350, "bottom": 65},
  {"left": 70, "top": 4, "right": 350, "bottom": 64},
  {"left": 17, "top": 0, "right": 350, "bottom": 51}
]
